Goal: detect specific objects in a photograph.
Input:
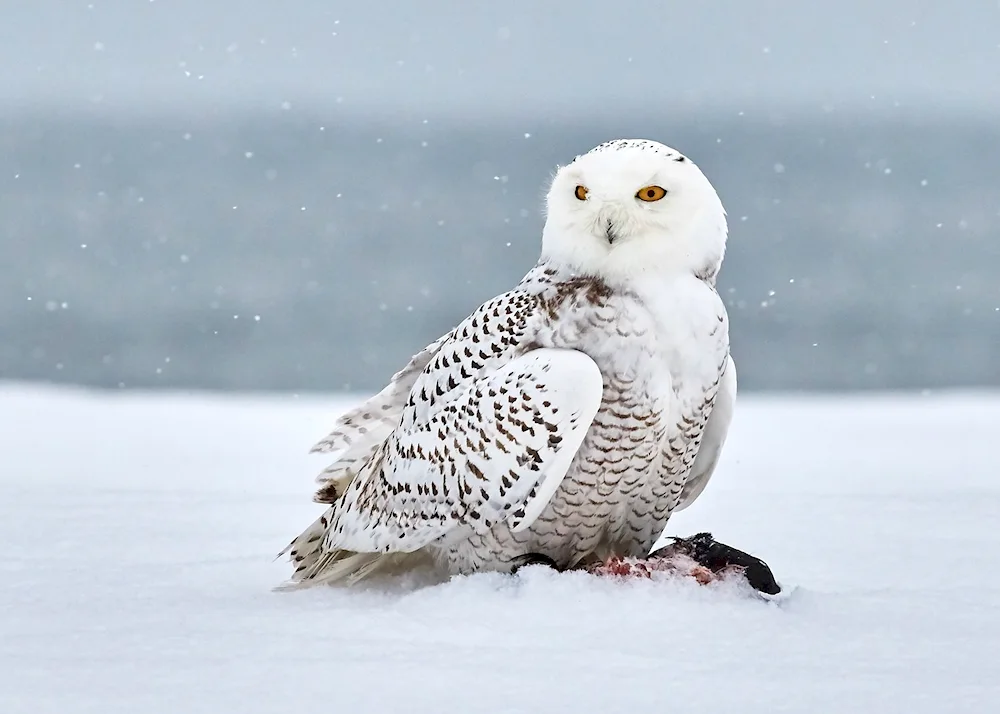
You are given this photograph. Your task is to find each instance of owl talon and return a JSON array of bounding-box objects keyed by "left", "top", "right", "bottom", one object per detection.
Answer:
[
  {"left": 655, "top": 532, "right": 781, "bottom": 595},
  {"left": 510, "top": 552, "right": 560, "bottom": 574}
]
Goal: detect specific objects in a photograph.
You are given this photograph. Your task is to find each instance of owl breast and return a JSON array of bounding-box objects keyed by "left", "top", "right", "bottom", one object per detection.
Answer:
[
  {"left": 536, "top": 290, "right": 675, "bottom": 562},
  {"left": 435, "top": 285, "right": 680, "bottom": 572}
]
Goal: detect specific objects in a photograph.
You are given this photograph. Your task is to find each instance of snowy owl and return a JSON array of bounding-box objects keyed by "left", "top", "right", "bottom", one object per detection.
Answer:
[{"left": 279, "top": 138, "right": 747, "bottom": 589}]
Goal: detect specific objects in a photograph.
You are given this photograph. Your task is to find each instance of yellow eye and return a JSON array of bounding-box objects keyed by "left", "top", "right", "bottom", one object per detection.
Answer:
[
  {"left": 636, "top": 185, "right": 667, "bottom": 202},
  {"left": 574, "top": 185, "right": 589, "bottom": 201}
]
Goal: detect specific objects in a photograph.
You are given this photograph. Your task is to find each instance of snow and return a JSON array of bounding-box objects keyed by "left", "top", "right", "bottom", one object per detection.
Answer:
[{"left": 2, "top": 383, "right": 999, "bottom": 713}]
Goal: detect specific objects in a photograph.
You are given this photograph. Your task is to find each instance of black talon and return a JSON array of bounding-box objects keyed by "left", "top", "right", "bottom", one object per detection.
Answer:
[
  {"left": 656, "top": 532, "right": 781, "bottom": 595},
  {"left": 510, "top": 552, "right": 560, "bottom": 574}
]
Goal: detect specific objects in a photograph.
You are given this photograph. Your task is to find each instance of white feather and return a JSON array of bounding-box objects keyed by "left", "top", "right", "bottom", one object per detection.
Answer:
[
  {"left": 675, "top": 355, "right": 737, "bottom": 512},
  {"left": 324, "top": 347, "right": 603, "bottom": 553},
  {"left": 280, "top": 138, "right": 736, "bottom": 587}
]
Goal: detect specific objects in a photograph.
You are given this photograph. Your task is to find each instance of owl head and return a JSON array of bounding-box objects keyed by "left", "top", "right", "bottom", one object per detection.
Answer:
[{"left": 541, "top": 139, "right": 728, "bottom": 285}]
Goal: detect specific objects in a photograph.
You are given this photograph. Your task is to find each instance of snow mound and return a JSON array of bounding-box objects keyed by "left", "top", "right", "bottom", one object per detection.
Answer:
[{"left": 2, "top": 384, "right": 998, "bottom": 713}]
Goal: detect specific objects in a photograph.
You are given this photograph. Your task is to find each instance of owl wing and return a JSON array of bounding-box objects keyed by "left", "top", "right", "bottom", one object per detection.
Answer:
[
  {"left": 308, "top": 330, "right": 456, "bottom": 503},
  {"left": 308, "top": 291, "right": 604, "bottom": 559},
  {"left": 674, "top": 354, "right": 737, "bottom": 511}
]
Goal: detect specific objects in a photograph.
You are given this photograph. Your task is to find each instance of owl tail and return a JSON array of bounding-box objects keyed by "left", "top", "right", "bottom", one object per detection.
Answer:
[{"left": 274, "top": 512, "right": 429, "bottom": 591}]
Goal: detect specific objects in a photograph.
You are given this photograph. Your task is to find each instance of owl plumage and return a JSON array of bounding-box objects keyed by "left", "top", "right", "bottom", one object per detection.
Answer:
[{"left": 279, "top": 139, "right": 738, "bottom": 588}]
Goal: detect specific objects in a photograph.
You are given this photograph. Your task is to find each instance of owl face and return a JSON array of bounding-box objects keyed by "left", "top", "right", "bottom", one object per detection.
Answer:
[{"left": 541, "top": 139, "right": 727, "bottom": 284}]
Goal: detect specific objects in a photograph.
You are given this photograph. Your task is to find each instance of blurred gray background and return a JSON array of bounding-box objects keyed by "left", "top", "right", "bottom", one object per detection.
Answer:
[{"left": 2, "top": 0, "right": 998, "bottom": 393}]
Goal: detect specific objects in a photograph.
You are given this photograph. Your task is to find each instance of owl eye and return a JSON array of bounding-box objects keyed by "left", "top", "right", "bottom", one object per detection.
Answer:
[
  {"left": 636, "top": 185, "right": 667, "bottom": 202},
  {"left": 574, "top": 185, "right": 589, "bottom": 201}
]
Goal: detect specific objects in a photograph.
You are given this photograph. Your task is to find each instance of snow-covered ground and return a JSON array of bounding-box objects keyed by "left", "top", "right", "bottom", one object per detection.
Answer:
[{"left": 2, "top": 383, "right": 998, "bottom": 713}]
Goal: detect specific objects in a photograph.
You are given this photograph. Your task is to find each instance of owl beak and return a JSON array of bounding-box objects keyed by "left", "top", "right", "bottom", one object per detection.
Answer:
[{"left": 604, "top": 219, "right": 620, "bottom": 245}]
